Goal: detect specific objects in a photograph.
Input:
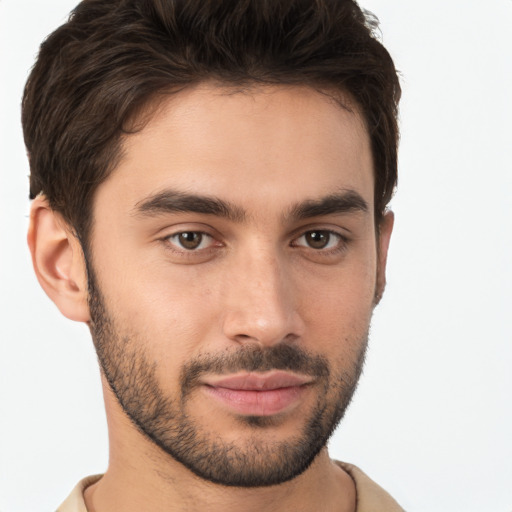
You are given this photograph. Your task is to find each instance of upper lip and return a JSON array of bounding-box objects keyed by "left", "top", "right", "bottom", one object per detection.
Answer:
[{"left": 202, "top": 371, "right": 314, "bottom": 391}]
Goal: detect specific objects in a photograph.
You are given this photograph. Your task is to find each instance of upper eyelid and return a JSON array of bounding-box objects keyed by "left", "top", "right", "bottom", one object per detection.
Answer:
[
  {"left": 292, "top": 230, "right": 345, "bottom": 245},
  {"left": 159, "top": 224, "right": 349, "bottom": 244},
  {"left": 158, "top": 223, "right": 222, "bottom": 240},
  {"left": 161, "top": 232, "right": 221, "bottom": 257},
  {"left": 165, "top": 231, "right": 216, "bottom": 244},
  {"left": 296, "top": 229, "right": 344, "bottom": 238},
  {"left": 289, "top": 219, "right": 353, "bottom": 234},
  {"left": 166, "top": 229, "right": 212, "bottom": 237},
  {"left": 291, "top": 226, "right": 349, "bottom": 241}
]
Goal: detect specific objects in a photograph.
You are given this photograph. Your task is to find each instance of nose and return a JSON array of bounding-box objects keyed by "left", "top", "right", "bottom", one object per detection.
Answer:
[{"left": 221, "top": 250, "right": 305, "bottom": 347}]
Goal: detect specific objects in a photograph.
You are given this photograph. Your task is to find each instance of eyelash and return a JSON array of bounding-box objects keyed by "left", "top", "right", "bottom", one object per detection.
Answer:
[
  {"left": 162, "top": 228, "right": 349, "bottom": 258},
  {"left": 163, "top": 231, "right": 221, "bottom": 258},
  {"left": 291, "top": 230, "right": 348, "bottom": 253}
]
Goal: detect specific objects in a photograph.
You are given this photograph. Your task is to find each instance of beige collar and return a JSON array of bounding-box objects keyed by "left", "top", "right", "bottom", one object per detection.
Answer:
[{"left": 57, "top": 462, "right": 404, "bottom": 512}]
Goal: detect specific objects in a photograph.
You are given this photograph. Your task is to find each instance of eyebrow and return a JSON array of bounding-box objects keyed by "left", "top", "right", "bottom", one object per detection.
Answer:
[
  {"left": 132, "top": 188, "right": 368, "bottom": 223},
  {"left": 133, "top": 189, "right": 246, "bottom": 222},
  {"left": 287, "top": 190, "right": 369, "bottom": 220}
]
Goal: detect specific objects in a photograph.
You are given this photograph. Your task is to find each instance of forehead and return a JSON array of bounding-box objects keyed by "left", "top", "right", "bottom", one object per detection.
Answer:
[{"left": 96, "top": 83, "right": 374, "bottom": 216}]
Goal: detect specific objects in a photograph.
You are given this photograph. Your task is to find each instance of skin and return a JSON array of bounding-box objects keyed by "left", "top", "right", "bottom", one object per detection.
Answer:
[{"left": 28, "top": 83, "right": 393, "bottom": 512}]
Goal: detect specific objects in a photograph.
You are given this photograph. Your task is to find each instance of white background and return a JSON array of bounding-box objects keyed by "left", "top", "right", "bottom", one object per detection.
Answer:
[{"left": 1, "top": 1, "right": 511, "bottom": 510}]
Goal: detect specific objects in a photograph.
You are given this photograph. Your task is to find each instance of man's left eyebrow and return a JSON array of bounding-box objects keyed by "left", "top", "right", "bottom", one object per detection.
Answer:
[{"left": 288, "top": 190, "right": 369, "bottom": 220}]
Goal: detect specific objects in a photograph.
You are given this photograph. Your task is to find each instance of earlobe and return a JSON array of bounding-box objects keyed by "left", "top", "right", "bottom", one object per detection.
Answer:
[
  {"left": 375, "top": 210, "right": 394, "bottom": 304},
  {"left": 28, "top": 196, "right": 90, "bottom": 322}
]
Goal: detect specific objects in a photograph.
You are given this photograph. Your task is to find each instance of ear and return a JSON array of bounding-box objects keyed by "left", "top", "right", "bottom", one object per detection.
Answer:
[
  {"left": 27, "top": 196, "right": 90, "bottom": 322},
  {"left": 375, "top": 210, "right": 394, "bottom": 305}
]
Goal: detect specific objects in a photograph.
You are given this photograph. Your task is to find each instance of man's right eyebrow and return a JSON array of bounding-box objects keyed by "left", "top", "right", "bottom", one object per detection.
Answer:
[{"left": 132, "top": 189, "right": 246, "bottom": 223}]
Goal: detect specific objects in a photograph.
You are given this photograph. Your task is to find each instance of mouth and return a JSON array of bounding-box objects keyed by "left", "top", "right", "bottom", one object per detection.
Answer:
[{"left": 201, "top": 371, "right": 314, "bottom": 416}]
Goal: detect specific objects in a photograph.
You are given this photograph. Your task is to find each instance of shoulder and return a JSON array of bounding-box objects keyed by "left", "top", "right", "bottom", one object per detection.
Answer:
[
  {"left": 335, "top": 461, "right": 405, "bottom": 512},
  {"left": 56, "top": 475, "right": 103, "bottom": 512}
]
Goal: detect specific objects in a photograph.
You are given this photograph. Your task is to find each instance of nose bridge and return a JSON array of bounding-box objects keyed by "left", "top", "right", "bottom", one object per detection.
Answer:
[{"left": 222, "top": 244, "right": 303, "bottom": 346}]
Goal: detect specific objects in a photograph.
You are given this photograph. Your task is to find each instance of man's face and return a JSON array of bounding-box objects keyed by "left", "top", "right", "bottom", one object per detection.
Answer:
[{"left": 87, "top": 84, "right": 389, "bottom": 486}]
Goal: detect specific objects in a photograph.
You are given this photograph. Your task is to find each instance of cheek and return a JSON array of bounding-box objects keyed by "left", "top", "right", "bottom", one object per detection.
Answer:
[
  {"left": 295, "top": 258, "right": 376, "bottom": 348},
  {"left": 93, "top": 252, "right": 220, "bottom": 366}
]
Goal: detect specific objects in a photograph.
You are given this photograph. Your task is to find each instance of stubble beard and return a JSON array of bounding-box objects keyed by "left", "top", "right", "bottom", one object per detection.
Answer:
[{"left": 87, "top": 268, "right": 369, "bottom": 487}]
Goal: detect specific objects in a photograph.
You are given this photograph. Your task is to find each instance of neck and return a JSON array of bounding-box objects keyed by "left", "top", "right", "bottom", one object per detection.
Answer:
[{"left": 84, "top": 382, "right": 356, "bottom": 512}]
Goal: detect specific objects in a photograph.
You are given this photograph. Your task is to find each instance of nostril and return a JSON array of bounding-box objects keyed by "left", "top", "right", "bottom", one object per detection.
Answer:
[{"left": 233, "top": 332, "right": 300, "bottom": 347}]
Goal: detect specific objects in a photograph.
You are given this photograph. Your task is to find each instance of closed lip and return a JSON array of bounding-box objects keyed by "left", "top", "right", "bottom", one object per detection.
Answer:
[{"left": 201, "top": 371, "right": 314, "bottom": 390}]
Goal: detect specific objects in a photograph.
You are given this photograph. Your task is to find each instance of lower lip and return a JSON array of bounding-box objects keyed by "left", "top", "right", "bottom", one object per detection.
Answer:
[{"left": 203, "top": 385, "right": 307, "bottom": 416}]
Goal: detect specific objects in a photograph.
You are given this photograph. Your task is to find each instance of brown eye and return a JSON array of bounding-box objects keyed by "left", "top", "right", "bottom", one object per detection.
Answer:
[
  {"left": 293, "top": 230, "right": 344, "bottom": 252},
  {"left": 304, "top": 231, "right": 331, "bottom": 249},
  {"left": 178, "top": 232, "right": 203, "bottom": 250},
  {"left": 166, "top": 231, "right": 211, "bottom": 251}
]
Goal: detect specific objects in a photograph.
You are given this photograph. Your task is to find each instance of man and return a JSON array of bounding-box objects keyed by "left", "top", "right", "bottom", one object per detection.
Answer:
[{"left": 23, "top": 0, "right": 402, "bottom": 510}]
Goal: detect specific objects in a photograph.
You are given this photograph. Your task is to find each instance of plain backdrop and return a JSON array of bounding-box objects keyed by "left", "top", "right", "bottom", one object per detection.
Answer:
[{"left": 1, "top": 1, "right": 511, "bottom": 511}]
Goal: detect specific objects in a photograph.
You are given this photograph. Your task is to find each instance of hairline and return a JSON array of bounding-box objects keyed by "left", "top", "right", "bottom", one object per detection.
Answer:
[{"left": 73, "top": 80, "right": 381, "bottom": 257}]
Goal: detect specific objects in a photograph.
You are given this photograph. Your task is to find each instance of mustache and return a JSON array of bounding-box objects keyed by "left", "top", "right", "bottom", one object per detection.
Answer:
[{"left": 180, "top": 344, "right": 330, "bottom": 396}]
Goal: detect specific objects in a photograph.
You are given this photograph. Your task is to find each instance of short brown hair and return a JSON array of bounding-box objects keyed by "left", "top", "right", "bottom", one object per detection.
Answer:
[{"left": 22, "top": 0, "right": 401, "bottom": 243}]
